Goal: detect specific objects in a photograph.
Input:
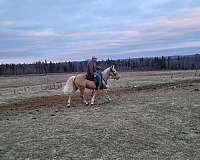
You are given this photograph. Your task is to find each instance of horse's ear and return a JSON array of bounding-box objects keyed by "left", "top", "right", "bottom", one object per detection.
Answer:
[{"left": 111, "top": 65, "right": 115, "bottom": 69}]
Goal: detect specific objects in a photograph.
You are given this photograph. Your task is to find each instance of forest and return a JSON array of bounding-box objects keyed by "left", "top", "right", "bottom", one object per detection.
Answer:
[{"left": 0, "top": 54, "right": 200, "bottom": 76}]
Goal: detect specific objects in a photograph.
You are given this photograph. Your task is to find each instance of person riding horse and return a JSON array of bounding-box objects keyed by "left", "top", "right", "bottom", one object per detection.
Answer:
[{"left": 86, "top": 56, "right": 102, "bottom": 90}]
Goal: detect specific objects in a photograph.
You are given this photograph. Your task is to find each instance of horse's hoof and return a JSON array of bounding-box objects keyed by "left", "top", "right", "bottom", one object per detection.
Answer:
[
  {"left": 67, "top": 104, "right": 71, "bottom": 108},
  {"left": 85, "top": 102, "right": 89, "bottom": 106}
]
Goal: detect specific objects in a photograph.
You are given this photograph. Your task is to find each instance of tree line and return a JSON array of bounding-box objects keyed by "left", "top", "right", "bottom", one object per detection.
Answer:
[{"left": 1, "top": 54, "right": 200, "bottom": 76}]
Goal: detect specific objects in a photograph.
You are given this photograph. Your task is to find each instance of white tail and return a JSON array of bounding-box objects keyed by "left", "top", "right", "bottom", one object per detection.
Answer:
[{"left": 63, "top": 76, "right": 77, "bottom": 95}]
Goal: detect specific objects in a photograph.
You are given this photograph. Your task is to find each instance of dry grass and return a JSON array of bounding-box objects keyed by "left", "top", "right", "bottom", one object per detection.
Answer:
[{"left": 0, "top": 71, "right": 200, "bottom": 159}]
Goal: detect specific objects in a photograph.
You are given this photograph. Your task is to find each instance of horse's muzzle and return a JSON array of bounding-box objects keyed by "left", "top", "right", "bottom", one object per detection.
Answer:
[{"left": 115, "top": 75, "right": 120, "bottom": 80}]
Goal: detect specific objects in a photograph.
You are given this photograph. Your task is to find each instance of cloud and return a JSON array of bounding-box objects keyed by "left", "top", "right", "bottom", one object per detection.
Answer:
[
  {"left": 0, "top": 48, "right": 29, "bottom": 53},
  {"left": 0, "top": 57, "right": 43, "bottom": 64},
  {"left": 26, "top": 30, "right": 62, "bottom": 37},
  {"left": 138, "top": 7, "right": 200, "bottom": 32},
  {"left": 0, "top": 20, "right": 15, "bottom": 27},
  {"left": 0, "top": 1, "right": 200, "bottom": 63}
]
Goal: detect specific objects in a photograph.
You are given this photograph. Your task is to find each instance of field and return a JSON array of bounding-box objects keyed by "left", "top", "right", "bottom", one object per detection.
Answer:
[{"left": 0, "top": 71, "right": 200, "bottom": 160}]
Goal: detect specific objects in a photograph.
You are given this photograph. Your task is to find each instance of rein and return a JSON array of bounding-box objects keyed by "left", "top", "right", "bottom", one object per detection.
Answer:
[{"left": 100, "top": 72, "right": 107, "bottom": 85}]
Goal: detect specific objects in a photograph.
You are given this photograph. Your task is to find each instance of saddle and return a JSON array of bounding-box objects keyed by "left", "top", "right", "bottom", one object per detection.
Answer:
[
  {"left": 86, "top": 73, "right": 107, "bottom": 89},
  {"left": 86, "top": 74, "right": 94, "bottom": 81}
]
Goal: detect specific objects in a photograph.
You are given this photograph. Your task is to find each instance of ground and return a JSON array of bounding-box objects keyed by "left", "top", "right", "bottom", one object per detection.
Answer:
[{"left": 0, "top": 71, "right": 200, "bottom": 160}]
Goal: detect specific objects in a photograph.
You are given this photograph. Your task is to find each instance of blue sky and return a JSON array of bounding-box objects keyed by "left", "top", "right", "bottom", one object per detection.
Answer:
[{"left": 0, "top": 0, "right": 200, "bottom": 63}]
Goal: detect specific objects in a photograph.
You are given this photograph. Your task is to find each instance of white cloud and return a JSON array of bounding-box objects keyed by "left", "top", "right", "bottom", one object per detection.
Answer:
[
  {"left": 0, "top": 57, "right": 41, "bottom": 64},
  {"left": 26, "top": 30, "right": 61, "bottom": 37},
  {"left": 0, "top": 20, "right": 16, "bottom": 27}
]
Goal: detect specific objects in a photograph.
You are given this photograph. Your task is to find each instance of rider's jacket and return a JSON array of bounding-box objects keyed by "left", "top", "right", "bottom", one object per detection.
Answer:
[{"left": 87, "top": 60, "right": 97, "bottom": 78}]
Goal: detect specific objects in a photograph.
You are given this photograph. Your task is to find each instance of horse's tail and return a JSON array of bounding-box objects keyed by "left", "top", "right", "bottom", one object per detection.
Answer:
[{"left": 63, "top": 76, "right": 77, "bottom": 95}]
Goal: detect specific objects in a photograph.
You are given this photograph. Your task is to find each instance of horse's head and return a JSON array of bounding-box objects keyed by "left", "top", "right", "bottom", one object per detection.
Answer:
[{"left": 109, "top": 65, "right": 120, "bottom": 80}]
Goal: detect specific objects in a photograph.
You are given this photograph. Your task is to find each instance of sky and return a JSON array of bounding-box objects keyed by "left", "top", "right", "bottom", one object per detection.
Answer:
[{"left": 0, "top": 0, "right": 200, "bottom": 64}]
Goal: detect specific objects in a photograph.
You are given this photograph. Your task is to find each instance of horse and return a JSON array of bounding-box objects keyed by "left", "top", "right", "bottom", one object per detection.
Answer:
[{"left": 63, "top": 65, "right": 120, "bottom": 107}]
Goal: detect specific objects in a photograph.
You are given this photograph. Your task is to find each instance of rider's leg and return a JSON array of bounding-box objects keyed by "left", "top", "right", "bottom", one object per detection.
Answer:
[{"left": 94, "top": 73, "right": 101, "bottom": 90}]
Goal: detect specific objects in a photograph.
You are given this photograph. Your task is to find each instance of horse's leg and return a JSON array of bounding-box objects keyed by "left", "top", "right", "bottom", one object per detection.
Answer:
[
  {"left": 66, "top": 88, "right": 77, "bottom": 107},
  {"left": 91, "top": 89, "right": 96, "bottom": 105},
  {"left": 105, "top": 89, "right": 111, "bottom": 101},
  {"left": 80, "top": 88, "right": 89, "bottom": 105},
  {"left": 67, "top": 95, "right": 71, "bottom": 107}
]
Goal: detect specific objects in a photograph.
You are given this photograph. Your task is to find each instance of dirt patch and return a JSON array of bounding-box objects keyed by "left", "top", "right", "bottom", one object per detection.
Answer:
[{"left": 1, "top": 78, "right": 200, "bottom": 119}]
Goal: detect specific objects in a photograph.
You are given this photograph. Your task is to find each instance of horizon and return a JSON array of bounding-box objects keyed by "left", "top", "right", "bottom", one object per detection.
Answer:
[
  {"left": 1, "top": 0, "right": 200, "bottom": 64},
  {"left": 1, "top": 53, "right": 200, "bottom": 65}
]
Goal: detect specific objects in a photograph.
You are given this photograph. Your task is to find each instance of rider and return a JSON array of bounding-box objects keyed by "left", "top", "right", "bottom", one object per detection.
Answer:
[{"left": 86, "top": 56, "right": 102, "bottom": 90}]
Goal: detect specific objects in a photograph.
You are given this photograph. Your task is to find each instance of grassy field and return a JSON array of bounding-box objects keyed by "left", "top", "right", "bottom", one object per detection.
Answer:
[
  {"left": 0, "top": 70, "right": 199, "bottom": 105},
  {"left": 0, "top": 70, "right": 200, "bottom": 159}
]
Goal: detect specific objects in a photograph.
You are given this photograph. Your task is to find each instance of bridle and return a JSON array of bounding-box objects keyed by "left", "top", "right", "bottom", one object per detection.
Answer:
[{"left": 110, "top": 67, "right": 118, "bottom": 76}]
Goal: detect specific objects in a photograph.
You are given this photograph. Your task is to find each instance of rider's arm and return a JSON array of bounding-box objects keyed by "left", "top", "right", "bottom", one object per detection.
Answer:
[
  {"left": 93, "top": 63, "right": 97, "bottom": 74},
  {"left": 87, "top": 62, "right": 95, "bottom": 75}
]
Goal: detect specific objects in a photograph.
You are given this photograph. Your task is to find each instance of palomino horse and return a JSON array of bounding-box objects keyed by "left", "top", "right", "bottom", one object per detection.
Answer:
[{"left": 63, "top": 65, "right": 120, "bottom": 107}]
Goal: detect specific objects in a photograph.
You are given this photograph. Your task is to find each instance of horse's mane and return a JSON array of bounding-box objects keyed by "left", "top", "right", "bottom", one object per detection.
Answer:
[{"left": 101, "top": 67, "right": 111, "bottom": 81}]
